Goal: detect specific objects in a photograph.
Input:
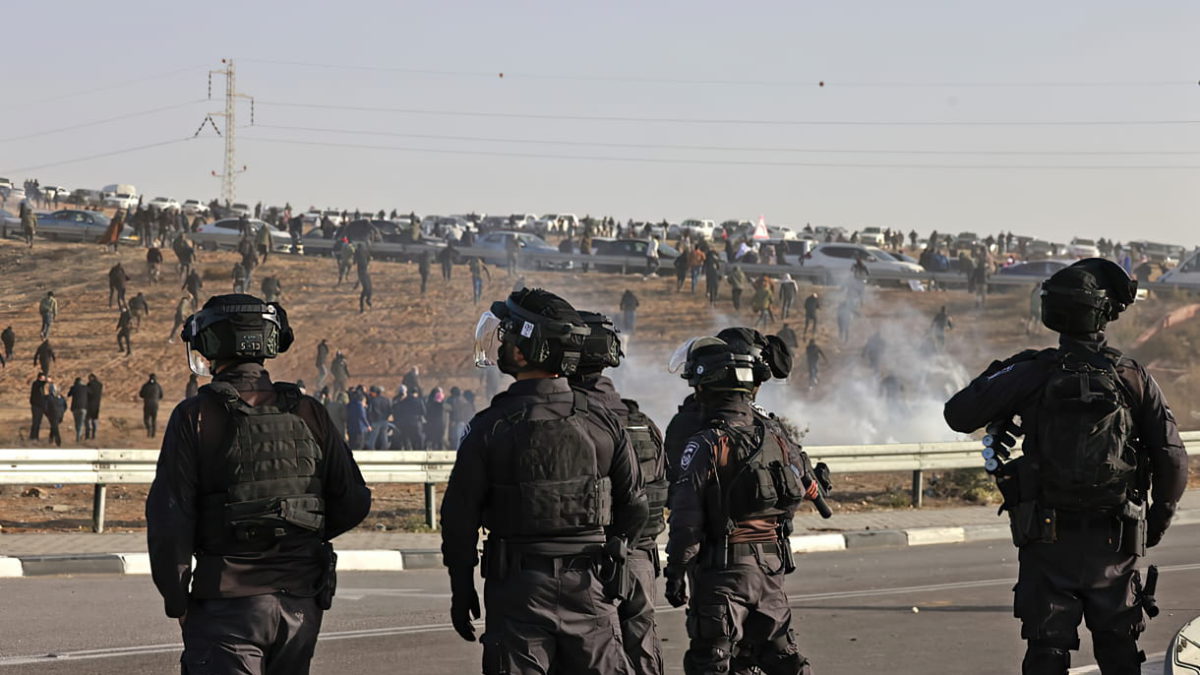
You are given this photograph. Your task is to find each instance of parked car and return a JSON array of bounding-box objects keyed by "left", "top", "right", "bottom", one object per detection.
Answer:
[
  {"left": 1026, "top": 240, "right": 1060, "bottom": 259},
  {"left": 953, "top": 231, "right": 980, "bottom": 251},
  {"left": 675, "top": 219, "right": 717, "bottom": 240},
  {"left": 474, "top": 230, "right": 571, "bottom": 270},
  {"left": 192, "top": 218, "right": 293, "bottom": 251},
  {"left": 40, "top": 185, "right": 68, "bottom": 201},
  {"left": 29, "top": 209, "right": 131, "bottom": 242},
  {"left": 181, "top": 199, "right": 209, "bottom": 216},
  {"left": 507, "top": 213, "right": 538, "bottom": 230},
  {"left": 103, "top": 192, "right": 138, "bottom": 210},
  {"left": 1067, "top": 238, "right": 1100, "bottom": 258},
  {"left": 763, "top": 238, "right": 817, "bottom": 265},
  {"left": 67, "top": 188, "right": 103, "bottom": 206},
  {"left": 996, "top": 259, "right": 1072, "bottom": 279},
  {"left": 0, "top": 207, "right": 19, "bottom": 237},
  {"left": 537, "top": 213, "right": 579, "bottom": 232},
  {"left": 592, "top": 238, "right": 680, "bottom": 274},
  {"left": 1131, "top": 240, "right": 1179, "bottom": 266},
  {"left": 148, "top": 197, "right": 181, "bottom": 212},
  {"left": 858, "top": 226, "right": 886, "bottom": 246},
  {"left": 804, "top": 242, "right": 925, "bottom": 280},
  {"left": 4, "top": 187, "right": 27, "bottom": 204},
  {"left": 228, "top": 202, "right": 252, "bottom": 217},
  {"left": 0, "top": 177, "right": 11, "bottom": 192},
  {"left": 1156, "top": 249, "right": 1200, "bottom": 288},
  {"left": 422, "top": 215, "right": 473, "bottom": 241}
]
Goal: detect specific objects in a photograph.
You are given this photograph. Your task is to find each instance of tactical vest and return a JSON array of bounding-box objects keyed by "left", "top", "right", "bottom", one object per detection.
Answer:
[
  {"left": 197, "top": 381, "right": 326, "bottom": 555},
  {"left": 714, "top": 418, "right": 808, "bottom": 524},
  {"left": 623, "top": 398, "right": 668, "bottom": 541},
  {"left": 1031, "top": 347, "right": 1139, "bottom": 511},
  {"left": 484, "top": 391, "right": 613, "bottom": 541}
]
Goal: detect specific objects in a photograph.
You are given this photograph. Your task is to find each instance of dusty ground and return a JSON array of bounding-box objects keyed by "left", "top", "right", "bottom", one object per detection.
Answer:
[{"left": 1, "top": 235, "right": 1197, "bottom": 532}]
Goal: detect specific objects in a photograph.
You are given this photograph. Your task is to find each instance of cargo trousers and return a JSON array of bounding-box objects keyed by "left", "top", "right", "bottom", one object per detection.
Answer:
[
  {"left": 180, "top": 594, "right": 323, "bottom": 675},
  {"left": 481, "top": 554, "right": 632, "bottom": 675}
]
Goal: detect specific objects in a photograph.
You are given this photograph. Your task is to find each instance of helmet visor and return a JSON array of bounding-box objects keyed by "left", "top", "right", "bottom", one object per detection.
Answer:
[
  {"left": 473, "top": 311, "right": 502, "bottom": 368},
  {"left": 667, "top": 337, "right": 701, "bottom": 374},
  {"left": 187, "top": 314, "right": 216, "bottom": 374}
]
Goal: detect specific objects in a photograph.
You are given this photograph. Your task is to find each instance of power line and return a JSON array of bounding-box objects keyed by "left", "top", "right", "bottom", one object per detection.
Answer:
[
  {"left": 255, "top": 100, "right": 1200, "bottom": 127},
  {"left": 240, "top": 135, "right": 1200, "bottom": 170},
  {"left": 254, "top": 123, "right": 1200, "bottom": 157},
  {"left": 1, "top": 137, "right": 199, "bottom": 174},
  {"left": 241, "top": 59, "right": 1195, "bottom": 89},
  {"left": 0, "top": 100, "right": 206, "bottom": 144},
  {"left": 0, "top": 65, "right": 209, "bottom": 111}
]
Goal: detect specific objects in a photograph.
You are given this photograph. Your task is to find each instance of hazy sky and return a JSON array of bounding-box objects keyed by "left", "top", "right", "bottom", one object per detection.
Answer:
[{"left": 2, "top": 1, "right": 1197, "bottom": 244}]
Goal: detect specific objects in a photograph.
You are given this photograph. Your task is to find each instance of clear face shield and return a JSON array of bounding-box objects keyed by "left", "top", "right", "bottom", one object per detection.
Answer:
[
  {"left": 667, "top": 337, "right": 703, "bottom": 374},
  {"left": 473, "top": 311, "right": 503, "bottom": 368},
  {"left": 185, "top": 316, "right": 212, "bottom": 377}
]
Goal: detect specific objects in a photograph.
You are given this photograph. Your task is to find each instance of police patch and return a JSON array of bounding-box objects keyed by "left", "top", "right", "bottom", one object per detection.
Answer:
[
  {"left": 680, "top": 440, "right": 699, "bottom": 471},
  {"left": 521, "top": 321, "right": 534, "bottom": 338}
]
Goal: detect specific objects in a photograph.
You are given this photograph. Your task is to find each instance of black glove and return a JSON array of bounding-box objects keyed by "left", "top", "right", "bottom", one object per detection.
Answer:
[
  {"left": 1147, "top": 502, "right": 1175, "bottom": 548},
  {"left": 664, "top": 563, "right": 688, "bottom": 608},
  {"left": 448, "top": 567, "right": 480, "bottom": 642}
]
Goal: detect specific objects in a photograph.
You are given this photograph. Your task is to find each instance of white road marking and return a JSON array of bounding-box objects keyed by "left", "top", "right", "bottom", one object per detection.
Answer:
[{"left": 4, "top": 563, "right": 1198, "bottom": 668}]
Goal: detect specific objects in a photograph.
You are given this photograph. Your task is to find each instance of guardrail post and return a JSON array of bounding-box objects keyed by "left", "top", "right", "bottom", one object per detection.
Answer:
[
  {"left": 92, "top": 484, "right": 107, "bottom": 533},
  {"left": 911, "top": 470, "right": 923, "bottom": 508},
  {"left": 425, "top": 482, "right": 438, "bottom": 530}
]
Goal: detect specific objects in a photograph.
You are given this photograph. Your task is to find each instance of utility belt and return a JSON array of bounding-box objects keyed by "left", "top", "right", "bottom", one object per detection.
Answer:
[
  {"left": 482, "top": 537, "right": 632, "bottom": 601},
  {"left": 1009, "top": 500, "right": 1146, "bottom": 556},
  {"left": 701, "top": 538, "right": 794, "bottom": 576},
  {"left": 632, "top": 542, "right": 662, "bottom": 577}
]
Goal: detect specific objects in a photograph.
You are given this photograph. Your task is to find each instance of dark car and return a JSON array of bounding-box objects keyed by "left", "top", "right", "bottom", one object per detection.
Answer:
[{"left": 592, "top": 238, "right": 680, "bottom": 275}]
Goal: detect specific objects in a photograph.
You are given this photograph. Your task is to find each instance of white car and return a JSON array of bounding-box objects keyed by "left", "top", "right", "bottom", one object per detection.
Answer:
[
  {"left": 858, "top": 226, "right": 886, "bottom": 246},
  {"left": 537, "top": 213, "right": 579, "bottom": 232},
  {"left": 103, "top": 192, "right": 138, "bottom": 210},
  {"left": 1156, "top": 249, "right": 1200, "bottom": 288},
  {"left": 767, "top": 224, "right": 798, "bottom": 241},
  {"left": 148, "top": 197, "right": 181, "bottom": 212},
  {"left": 677, "top": 219, "right": 717, "bottom": 240},
  {"left": 181, "top": 199, "right": 209, "bottom": 216},
  {"left": 0, "top": 177, "right": 12, "bottom": 192},
  {"left": 192, "top": 217, "right": 293, "bottom": 251},
  {"left": 805, "top": 242, "right": 925, "bottom": 278},
  {"left": 4, "top": 187, "right": 27, "bottom": 204},
  {"left": 421, "top": 215, "right": 472, "bottom": 240},
  {"left": 227, "top": 202, "right": 252, "bottom": 217},
  {"left": 1067, "top": 238, "right": 1100, "bottom": 258},
  {"left": 40, "top": 185, "right": 67, "bottom": 201}
]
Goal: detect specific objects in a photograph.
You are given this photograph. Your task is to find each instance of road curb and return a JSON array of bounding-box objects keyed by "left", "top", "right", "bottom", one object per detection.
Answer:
[{"left": 1, "top": 511, "right": 1191, "bottom": 577}]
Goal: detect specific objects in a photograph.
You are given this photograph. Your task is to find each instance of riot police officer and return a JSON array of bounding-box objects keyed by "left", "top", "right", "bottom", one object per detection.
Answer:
[
  {"left": 664, "top": 334, "right": 821, "bottom": 675},
  {"left": 663, "top": 327, "right": 793, "bottom": 483},
  {"left": 944, "top": 259, "right": 1187, "bottom": 675},
  {"left": 147, "top": 294, "right": 372, "bottom": 674},
  {"left": 441, "top": 288, "right": 648, "bottom": 675},
  {"left": 570, "top": 310, "right": 668, "bottom": 675}
]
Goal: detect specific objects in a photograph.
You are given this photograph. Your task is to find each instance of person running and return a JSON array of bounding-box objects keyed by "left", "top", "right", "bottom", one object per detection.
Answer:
[
  {"left": 108, "top": 263, "right": 130, "bottom": 310},
  {"left": 778, "top": 273, "right": 798, "bottom": 319},
  {"left": 117, "top": 309, "right": 134, "bottom": 356},
  {"left": 168, "top": 296, "right": 190, "bottom": 343},
  {"left": 147, "top": 246, "right": 164, "bottom": 284},
  {"left": 418, "top": 250, "right": 432, "bottom": 294},
  {"left": 803, "top": 293, "right": 821, "bottom": 339},
  {"left": 85, "top": 374, "right": 103, "bottom": 440},
  {"left": 68, "top": 377, "right": 89, "bottom": 443}
]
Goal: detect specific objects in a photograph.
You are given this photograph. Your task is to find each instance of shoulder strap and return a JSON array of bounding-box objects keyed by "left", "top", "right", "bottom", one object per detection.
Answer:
[
  {"left": 200, "top": 382, "right": 247, "bottom": 413},
  {"left": 272, "top": 382, "right": 304, "bottom": 413}
]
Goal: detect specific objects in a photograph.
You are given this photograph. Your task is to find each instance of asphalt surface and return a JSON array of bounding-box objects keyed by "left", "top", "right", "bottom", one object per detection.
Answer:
[{"left": 3, "top": 526, "right": 1198, "bottom": 674}]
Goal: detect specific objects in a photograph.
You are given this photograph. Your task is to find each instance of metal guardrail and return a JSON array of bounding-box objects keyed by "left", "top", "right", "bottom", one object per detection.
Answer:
[{"left": 3, "top": 433, "right": 1196, "bottom": 531}]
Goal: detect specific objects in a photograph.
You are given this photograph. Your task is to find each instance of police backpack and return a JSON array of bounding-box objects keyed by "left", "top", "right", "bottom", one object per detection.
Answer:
[{"left": 1033, "top": 347, "right": 1138, "bottom": 510}]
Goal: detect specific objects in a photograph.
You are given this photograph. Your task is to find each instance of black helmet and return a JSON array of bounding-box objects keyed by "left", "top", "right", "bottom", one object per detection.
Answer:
[
  {"left": 715, "top": 327, "right": 793, "bottom": 382},
  {"left": 181, "top": 294, "right": 294, "bottom": 375},
  {"left": 672, "top": 336, "right": 758, "bottom": 393},
  {"left": 479, "top": 288, "right": 588, "bottom": 376},
  {"left": 1041, "top": 258, "right": 1137, "bottom": 335},
  {"left": 576, "top": 310, "right": 623, "bottom": 375}
]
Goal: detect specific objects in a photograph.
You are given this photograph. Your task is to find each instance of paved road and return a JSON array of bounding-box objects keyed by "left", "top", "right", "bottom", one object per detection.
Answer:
[{"left": 3, "top": 526, "right": 1198, "bottom": 674}]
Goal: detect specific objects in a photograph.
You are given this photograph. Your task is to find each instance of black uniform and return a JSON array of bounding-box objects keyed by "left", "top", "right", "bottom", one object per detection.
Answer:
[
  {"left": 85, "top": 375, "right": 102, "bottom": 439},
  {"left": 28, "top": 376, "right": 47, "bottom": 440},
  {"left": 573, "top": 374, "right": 668, "bottom": 675},
  {"left": 147, "top": 362, "right": 372, "bottom": 675},
  {"left": 667, "top": 392, "right": 813, "bottom": 675},
  {"left": 945, "top": 335, "right": 1187, "bottom": 674},
  {"left": 440, "top": 376, "right": 648, "bottom": 675},
  {"left": 139, "top": 376, "right": 164, "bottom": 437}
]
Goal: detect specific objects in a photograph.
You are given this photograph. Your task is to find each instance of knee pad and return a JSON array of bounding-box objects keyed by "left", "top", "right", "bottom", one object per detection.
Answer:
[
  {"left": 1091, "top": 631, "right": 1144, "bottom": 673},
  {"left": 1023, "top": 640, "right": 1071, "bottom": 675},
  {"left": 684, "top": 637, "right": 734, "bottom": 674},
  {"left": 755, "top": 630, "right": 811, "bottom": 675}
]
